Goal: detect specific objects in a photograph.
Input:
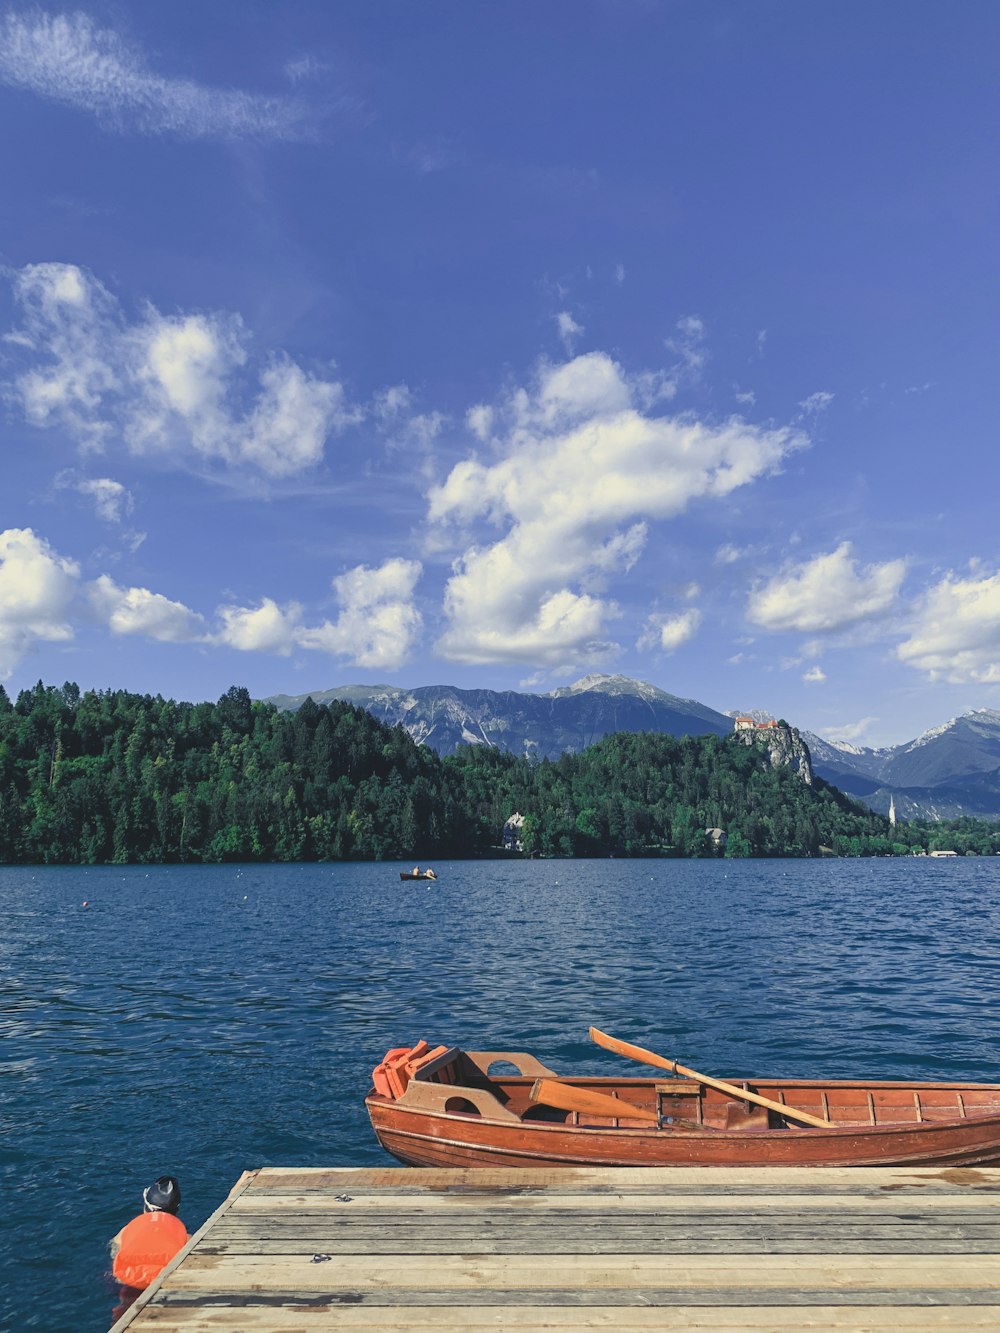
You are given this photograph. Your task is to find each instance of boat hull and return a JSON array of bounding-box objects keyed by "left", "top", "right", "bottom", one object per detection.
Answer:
[
  {"left": 369, "top": 1101, "right": 1000, "bottom": 1169},
  {"left": 366, "top": 1069, "right": 1000, "bottom": 1169}
]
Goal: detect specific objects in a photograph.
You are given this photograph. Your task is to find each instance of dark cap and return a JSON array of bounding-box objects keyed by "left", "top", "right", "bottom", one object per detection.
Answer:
[{"left": 143, "top": 1175, "right": 181, "bottom": 1214}]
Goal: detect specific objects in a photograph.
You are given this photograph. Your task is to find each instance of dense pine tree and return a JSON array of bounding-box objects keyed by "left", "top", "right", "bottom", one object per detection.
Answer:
[{"left": 0, "top": 682, "right": 996, "bottom": 863}]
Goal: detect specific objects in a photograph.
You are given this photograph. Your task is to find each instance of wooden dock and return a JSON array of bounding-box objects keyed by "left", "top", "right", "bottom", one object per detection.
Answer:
[{"left": 112, "top": 1165, "right": 1000, "bottom": 1329}]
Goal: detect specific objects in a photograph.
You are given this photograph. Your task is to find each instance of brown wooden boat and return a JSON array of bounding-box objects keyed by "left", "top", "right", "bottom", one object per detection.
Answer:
[
  {"left": 399, "top": 870, "right": 437, "bottom": 881},
  {"left": 366, "top": 1041, "right": 1000, "bottom": 1169}
]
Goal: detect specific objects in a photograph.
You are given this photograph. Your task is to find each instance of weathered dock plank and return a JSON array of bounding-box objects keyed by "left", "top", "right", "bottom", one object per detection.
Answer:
[{"left": 110, "top": 1166, "right": 1000, "bottom": 1331}]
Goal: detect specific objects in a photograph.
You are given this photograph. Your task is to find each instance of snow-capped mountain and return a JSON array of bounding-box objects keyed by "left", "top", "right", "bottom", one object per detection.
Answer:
[
  {"left": 268, "top": 675, "right": 732, "bottom": 759},
  {"left": 267, "top": 678, "right": 1000, "bottom": 820}
]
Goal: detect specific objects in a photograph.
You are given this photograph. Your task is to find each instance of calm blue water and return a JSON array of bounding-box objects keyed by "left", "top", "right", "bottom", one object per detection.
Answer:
[{"left": 3, "top": 857, "right": 1000, "bottom": 1330}]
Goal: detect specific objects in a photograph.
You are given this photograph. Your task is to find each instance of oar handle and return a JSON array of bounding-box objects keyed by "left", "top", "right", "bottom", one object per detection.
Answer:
[{"left": 589, "top": 1027, "right": 835, "bottom": 1130}]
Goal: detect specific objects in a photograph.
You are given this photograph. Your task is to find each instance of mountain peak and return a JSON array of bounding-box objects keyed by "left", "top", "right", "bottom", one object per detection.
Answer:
[{"left": 552, "top": 673, "right": 666, "bottom": 701}]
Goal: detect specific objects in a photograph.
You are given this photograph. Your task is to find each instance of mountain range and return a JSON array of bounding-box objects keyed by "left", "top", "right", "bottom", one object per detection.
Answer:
[{"left": 267, "top": 676, "right": 1000, "bottom": 822}]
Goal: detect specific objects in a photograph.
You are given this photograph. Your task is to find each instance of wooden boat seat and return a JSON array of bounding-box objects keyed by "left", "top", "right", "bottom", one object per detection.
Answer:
[{"left": 724, "top": 1103, "right": 771, "bottom": 1131}]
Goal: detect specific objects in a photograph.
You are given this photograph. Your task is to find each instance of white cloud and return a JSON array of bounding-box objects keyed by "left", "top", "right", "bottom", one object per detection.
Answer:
[
  {"left": 798, "top": 391, "right": 834, "bottom": 414},
  {"left": 897, "top": 569, "right": 1000, "bottom": 682},
  {"left": 614, "top": 263, "right": 626, "bottom": 284},
  {"left": 217, "top": 598, "right": 303, "bottom": 655},
  {"left": 407, "top": 412, "right": 445, "bottom": 448},
  {"left": 55, "top": 472, "right": 134, "bottom": 523},
  {"left": 79, "top": 477, "right": 132, "bottom": 523},
  {"left": 8, "top": 263, "right": 356, "bottom": 478},
  {"left": 644, "top": 608, "right": 702, "bottom": 654},
  {"left": 555, "top": 310, "right": 584, "bottom": 352},
  {"left": 88, "top": 575, "right": 207, "bottom": 642},
  {"left": 430, "top": 350, "right": 805, "bottom": 666},
  {"left": 240, "top": 360, "right": 352, "bottom": 475},
  {"left": 466, "top": 404, "right": 494, "bottom": 441},
  {"left": 298, "top": 558, "right": 423, "bottom": 669},
  {"left": 802, "top": 665, "right": 826, "bottom": 683},
  {"left": 0, "top": 528, "right": 79, "bottom": 677},
  {"left": 633, "top": 316, "right": 709, "bottom": 406},
  {"left": 373, "top": 383, "right": 445, "bottom": 463},
  {"left": 828, "top": 716, "right": 879, "bottom": 745},
  {"left": 14, "top": 261, "right": 120, "bottom": 447},
  {"left": 0, "top": 527, "right": 422, "bottom": 675},
  {"left": 374, "top": 384, "right": 412, "bottom": 422},
  {"left": 219, "top": 561, "right": 423, "bottom": 667},
  {"left": 284, "top": 55, "right": 331, "bottom": 85},
  {"left": 0, "top": 10, "right": 309, "bottom": 141},
  {"left": 734, "top": 387, "right": 756, "bottom": 407},
  {"left": 534, "top": 352, "right": 631, "bottom": 426},
  {"left": 748, "top": 543, "right": 906, "bottom": 634},
  {"left": 667, "top": 315, "right": 707, "bottom": 382},
  {"left": 714, "top": 542, "right": 748, "bottom": 565}
]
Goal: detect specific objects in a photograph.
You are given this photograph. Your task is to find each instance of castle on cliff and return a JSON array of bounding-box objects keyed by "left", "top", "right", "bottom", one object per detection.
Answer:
[{"left": 733, "top": 715, "right": 778, "bottom": 732}]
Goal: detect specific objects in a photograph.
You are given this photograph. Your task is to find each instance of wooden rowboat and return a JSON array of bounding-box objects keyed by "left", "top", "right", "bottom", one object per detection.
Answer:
[
  {"left": 399, "top": 871, "right": 436, "bottom": 881},
  {"left": 366, "top": 1042, "right": 1000, "bottom": 1169}
]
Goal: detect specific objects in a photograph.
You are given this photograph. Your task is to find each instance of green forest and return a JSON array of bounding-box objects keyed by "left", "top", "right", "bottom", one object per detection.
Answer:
[{"left": 0, "top": 681, "right": 997, "bottom": 864}]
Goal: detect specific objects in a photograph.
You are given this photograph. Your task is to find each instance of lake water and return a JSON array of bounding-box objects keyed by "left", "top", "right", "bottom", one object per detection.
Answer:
[{"left": 3, "top": 857, "right": 1000, "bottom": 1330}]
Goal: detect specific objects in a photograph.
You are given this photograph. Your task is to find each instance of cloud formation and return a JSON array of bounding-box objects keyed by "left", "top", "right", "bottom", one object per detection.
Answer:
[
  {"left": 218, "top": 559, "right": 423, "bottom": 669},
  {"left": 429, "top": 349, "right": 805, "bottom": 666},
  {"left": 0, "top": 10, "right": 309, "bottom": 140},
  {"left": 748, "top": 542, "right": 906, "bottom": 634},
  {"left": 555, "top": 310, "right": 584, "bottom": 352},
  {"left": 217, "top": 597, "right": 302, "bottom": 656},
  {"left": 642, "top": 608, "right": 702, "bottom": 654},
  {"left": 798, "top": 391, "right": 834, "bottom": 415},
  {"left": 0, "top": 529, "right": 79, "bottom": 676},
  {"left": 298, "top": 559, "right": 423, "bottom": 669},
  {"left": 55, "top": 472, "right": 134, "bottom": 523},
  {"left": 897, "top": 568, "right": 1000, "bottom": 683},
  {"left": 88, "top": 575, "right": 208, "bottom": 643},
  {"left": 9, "top": 263, "right": 357, "bottom": 477},
  {"left": 78, "top": 477, "right": 132, "bottom": 523},
  {"left": 827, "top": 716, "right": 879, "bottom": 745},
  {"left": 0, "top": 528, "right": 423, "bottom": 676}
]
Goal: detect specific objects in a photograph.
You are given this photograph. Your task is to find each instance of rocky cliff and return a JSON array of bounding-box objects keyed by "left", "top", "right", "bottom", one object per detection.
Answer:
[{"left": 733, "top": 721, "right": 813, "bottom": 786}]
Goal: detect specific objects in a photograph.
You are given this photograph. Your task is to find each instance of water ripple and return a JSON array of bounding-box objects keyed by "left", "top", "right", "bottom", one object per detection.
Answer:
[{"left": 3, "top": 857, "right": 1000, "bottom": 1329}]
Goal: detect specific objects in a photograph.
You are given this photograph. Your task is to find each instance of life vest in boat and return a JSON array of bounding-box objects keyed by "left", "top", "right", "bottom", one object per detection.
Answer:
[
  {"left": 372, "top": 1041, "right": 454, "bottom": 1099},
  {"left": 112, "top": 1211, "right": 189, "bottom": 1290}
]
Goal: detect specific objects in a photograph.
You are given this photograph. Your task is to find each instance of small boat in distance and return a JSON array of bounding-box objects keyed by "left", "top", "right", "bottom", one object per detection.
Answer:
[
  {"left": 366, "top": 1031, "right": 1000, "bottom": 1168},
  {"left": 400, "top": 866, "right": 437, "bottom": 881}
]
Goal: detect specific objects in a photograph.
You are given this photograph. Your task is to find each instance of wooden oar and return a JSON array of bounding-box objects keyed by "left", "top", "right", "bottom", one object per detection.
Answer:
[
  {"left": 589, "top": 1027, "right": 835, "bottom": 1129},
  {"left": 529, "top": 1078, "right": 658, "bottom": 1124}
]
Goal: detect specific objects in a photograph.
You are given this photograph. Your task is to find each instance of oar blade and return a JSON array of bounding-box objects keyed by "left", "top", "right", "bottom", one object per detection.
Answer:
[{"left": 589, "top": 1026, "right": 675, "bottom": 1071}]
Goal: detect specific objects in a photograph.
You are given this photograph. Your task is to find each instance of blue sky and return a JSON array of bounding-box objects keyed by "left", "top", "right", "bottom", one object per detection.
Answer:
[{"left": 2, "top": 1, "right": 999, "bottom": 747}]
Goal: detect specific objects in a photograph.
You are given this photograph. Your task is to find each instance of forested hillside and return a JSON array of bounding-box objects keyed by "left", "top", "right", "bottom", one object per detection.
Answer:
[
  {"left": 453, "top": 731, "right": 898, "bottom": 858},
  {"left": 0, "top": 682, "right": 996, "bottom": 864},
  {"left": 0, "top": 682, "right": 472, "bottom": 863}
]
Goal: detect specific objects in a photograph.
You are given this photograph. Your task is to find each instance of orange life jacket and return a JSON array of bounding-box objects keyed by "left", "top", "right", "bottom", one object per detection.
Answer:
[
  {"left": 371, "top": 1041, "right": 453, "bottom": 1099},
  {"left": 113, "top": 1211, "right": 189, "bottom": 1290}
]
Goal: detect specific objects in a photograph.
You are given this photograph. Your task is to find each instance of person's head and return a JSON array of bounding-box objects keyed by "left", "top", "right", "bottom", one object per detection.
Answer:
[{"left": 143, "top": 1175, "right": 181, "bottom": 1215}]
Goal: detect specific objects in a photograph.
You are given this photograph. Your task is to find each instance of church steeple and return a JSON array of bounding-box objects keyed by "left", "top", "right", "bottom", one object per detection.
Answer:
[{"left": 888, "top": 794, "right": 896, "bottom": 826}]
